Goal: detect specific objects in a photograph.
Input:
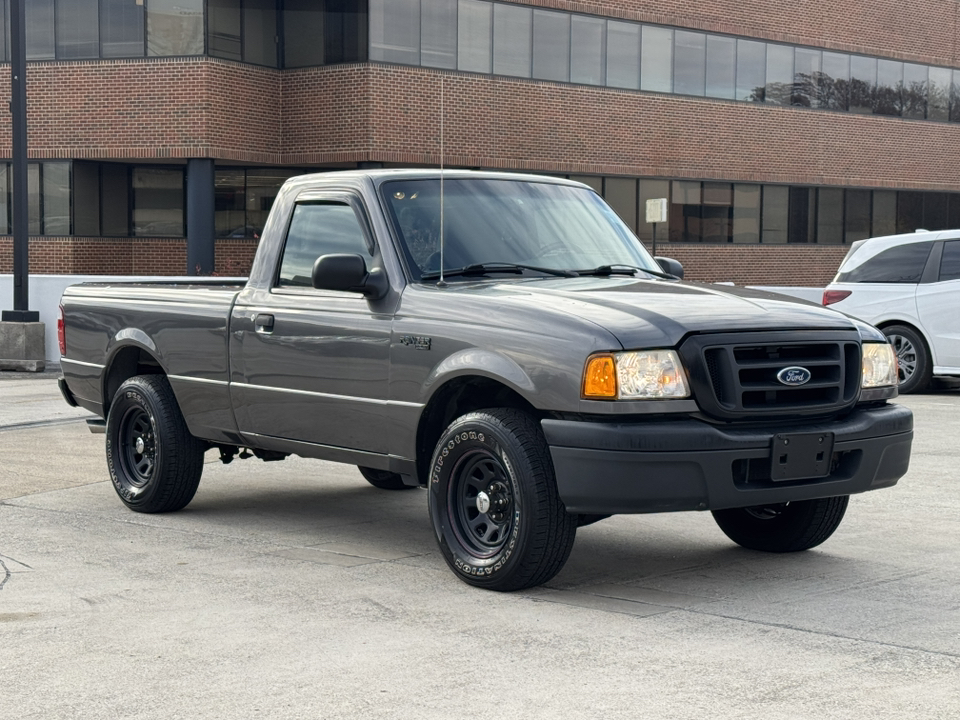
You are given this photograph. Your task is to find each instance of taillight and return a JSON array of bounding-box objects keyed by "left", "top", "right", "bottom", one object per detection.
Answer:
[
  {"left": 822, "top": 290, "right": 852, "bottom": 306},
  {"left": 57, "top": 305, "right": 66, "bottom": 356}
]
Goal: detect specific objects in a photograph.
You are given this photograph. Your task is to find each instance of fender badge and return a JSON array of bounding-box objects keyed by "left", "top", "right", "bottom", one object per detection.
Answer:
[
  {"left": 777, "top": 366, "right": 812, "bottom": 386},
  {"left": 400, "top": 335, "right": 432, "bottom": 351}
]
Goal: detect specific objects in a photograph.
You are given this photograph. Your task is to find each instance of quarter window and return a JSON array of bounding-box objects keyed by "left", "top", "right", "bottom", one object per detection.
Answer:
[
  {"left": 836, "top": 243, "right": 934, "bottom": 283},
  {"left": 278, "top": 203, "right": 371, "bottom": 288},
  {"left": 940, "top": 241, "right": 960, "bottom": 282}
]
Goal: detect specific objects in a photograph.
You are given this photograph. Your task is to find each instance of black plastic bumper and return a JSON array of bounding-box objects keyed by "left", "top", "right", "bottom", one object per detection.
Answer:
[
  {"left": 58, "top": 376, "right": 79, "bottom": 408},
  {"left": 542, "top": 403, "right": 913, "bottom": 515}
]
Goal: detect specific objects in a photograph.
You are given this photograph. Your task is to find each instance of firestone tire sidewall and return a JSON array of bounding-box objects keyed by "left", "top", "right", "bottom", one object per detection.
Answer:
[
  {"left": 106, "top": 382, "right": 166, "bottom": 511},
  {"left": 428, "top": 422, "right": 528, "bottom": 586}
]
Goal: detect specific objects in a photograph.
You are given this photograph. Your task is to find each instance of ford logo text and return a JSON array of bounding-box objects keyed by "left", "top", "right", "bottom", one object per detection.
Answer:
[{"left": 777, "top": 366, "right": 812, "bottom": 386}]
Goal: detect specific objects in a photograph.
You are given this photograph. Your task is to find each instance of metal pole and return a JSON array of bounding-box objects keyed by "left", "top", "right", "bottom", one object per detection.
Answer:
[
  {"left": 3, "top": 0, "right": 36, "bottom": 322},
  {"left": 652, "top": 222, "right": 658, "bottom": 257}
]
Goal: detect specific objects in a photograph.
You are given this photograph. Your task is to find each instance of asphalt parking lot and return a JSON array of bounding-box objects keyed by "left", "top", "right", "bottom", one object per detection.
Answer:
[{"left": 1, "top": 374, "right": 958, "bottom": 719}]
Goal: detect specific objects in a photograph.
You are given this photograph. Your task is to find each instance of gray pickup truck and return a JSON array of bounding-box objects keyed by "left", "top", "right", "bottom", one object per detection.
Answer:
[{"left": 59, "top": 170, "right": 913, "bottom": 591}]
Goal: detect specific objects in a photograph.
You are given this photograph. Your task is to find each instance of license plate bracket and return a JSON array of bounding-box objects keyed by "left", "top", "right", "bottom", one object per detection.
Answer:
[{"left": 771, "top": 432, "right": 835, "bottom": 481}]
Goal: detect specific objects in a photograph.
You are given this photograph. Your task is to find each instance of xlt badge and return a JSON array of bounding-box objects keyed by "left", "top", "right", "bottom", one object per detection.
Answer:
[{"left": 400, "top": 335, "right": 432, "bottom": 351}]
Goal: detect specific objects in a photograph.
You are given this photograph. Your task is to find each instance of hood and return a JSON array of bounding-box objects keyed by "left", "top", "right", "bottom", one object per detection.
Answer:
[{"left": 446, "top": 277, "right": 856, "bottom": 349}]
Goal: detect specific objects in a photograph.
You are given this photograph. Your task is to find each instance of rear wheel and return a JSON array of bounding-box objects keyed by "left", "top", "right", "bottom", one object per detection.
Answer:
[
  {"left": 427, "top": 408, "right": 577, "bottom": 591},
  {"left": 883, "top": 324, "right": 931, "bottom": 394},
  {"left": 106, "top": 375, "right": 205, "bottom": 513},
  {"left": 358, "top": 466, "right": 415, "bottom": 491},
  {"left": 712, "top": 496, "right": 849, "bottom": 553}
]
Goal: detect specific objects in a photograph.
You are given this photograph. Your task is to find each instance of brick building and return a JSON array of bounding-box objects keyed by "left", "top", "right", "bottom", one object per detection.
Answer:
[{"left": 1, "top": 0, "right": 959, "bottom": 286}]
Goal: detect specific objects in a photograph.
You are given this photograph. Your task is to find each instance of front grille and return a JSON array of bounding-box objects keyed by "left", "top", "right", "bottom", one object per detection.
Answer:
[{"left": 680, "top": 331, "right": 862, "bottom": 420}]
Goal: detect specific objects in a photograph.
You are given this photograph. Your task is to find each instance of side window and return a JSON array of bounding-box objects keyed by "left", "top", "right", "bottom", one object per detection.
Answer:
[
  {"left": 939, "top": 241, "right": 960, "bottom": 282},
  {"left": 277, "top": 203, "right": 371, "bottom": 287},
  {"left": 836, "top": 242, "right": 933, "bottom": 283}
]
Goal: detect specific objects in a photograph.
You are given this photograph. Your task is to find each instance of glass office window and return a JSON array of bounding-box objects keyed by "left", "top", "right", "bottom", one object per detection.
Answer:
[
  {"left": 736, "top": 39, "right": 765, "bottom": 102},
  {"left": 0, "top": 165, "right": 8, "bottom": 234},
  {"left": 73, "top": 162, "right": 101, "bottom": 237},
  {"left": 28, "top": 164, "right": 41, "bottom": 235},
  {"left": 761, "top": 185, "right": 788, "bottom": 243},
  {"left": 570, "top": 16, "right": 604, "bottom": 85},
  {"left": 923, "top": 193, "right": 948, "bottom": 230},
  {"left": 733, "top": 184, "right": 760, "bottom": 243},
  {"left": 43, "top": 163, "right": 71, "bottom": 236},
  {"left": 215, "top": 169, "right": 246, "bottom": 237},
  {"left": 26, "top": 0, "right": 55, "bottom": 60},
  {"left": 817, "top": 188, "right": 843, "bottom": 244},
  {"left": 670, "top": 180, "right": 701, "bottom": 242},
  {"left": 208, "top": 0, "right": 242, "bottom": 62},
  {"left": 56, "top": 0, "right": 99, "bottom": 59},
  {"left": 458, "top": 0, "right": 491, "bottom": 73},
  {"left": 101, "top": 0, "right": 145, "bottom": 58},
  {"left": 637, "top": 178, "right": 670, "bottom": 245},
  {"left": 705, "top": 34, "right": 736, "bottom": 100},
  {"left": 953, "top": 71, "right": 960, "bottom": 123},
  {"left": 640, "top": 26, "right": 673, "bottom": 93},
  {"left": 533, "top": 10, "right": 570, "bottom": 83},
  {"left": 147, "top": 0, "right": 203, "bottom": 56},
  {"left": 247, "top": 168, "right": 298, "bottom": 235},
  {"left": 845, "top": 189, "right": 871, "bottom": 243},
  {"left": 324, "top": 0, "right": 368, "bottom": 64},
  {"left": 702, "top": 182, "right": 732, "bottom": 243},
  {"left": 871, "top": 190, "right": 896, "bottom": 237},
  {"left": 793, "top": 47, "right": 821, "bottom": 108},
  {"left": 928, "top": 66, "right": 951, "bottom": 122},
  {"left": 902, "top": 63, "right": 927, "bottom": 119},
  {"left": 673, "top": 30, "right": 705, "bottom": 97},
  {"left": 569, "top": 175, "right": 602, "bottom": 193},
  {"left": 788, "top": 187, "right": 816, "bottom": 243},
  {"left": 102, "top": 164, "right": 129, "bottom": 236},
  {"left": 132, "top": 167, "right": 184, "bottom": 236},
  {"left": 284, "top": 0, "right": 324, "bottom": 68},
  {"left": 897, "top": 192, "right": 923, "bottom": 233},
  {"left": 370, "top": 0, "right": 419, "bottom": 64},
  {"left": 243, "top": 0, "right": 277, "bottom": 66},
  {"left": 606, "top": 21, "right": 639, "bottom": 89},
  {"left": 849, "top": 56, "right": 876, "bottom": 114},
  {"left": 950, "top": 195, "right": 960, "bottom": 230},
  {"left": 604, "top": 177, "right": 637, "bottom": 231},
  {"left": 422, "top": 0, "right": 457, "bottom": 70},
  {"left": 493, "top": 4, "right": 531, "bottom": 77},
  {"left": 0, "top": 1, "right": 6, "bottom": 63},
  {"left": 874, "top": 59, "right": 902, "bottom": 116},
  {"left": 821, "top": 52, "right": 849, "bottom": 111},
  {"left": 765, "top": 43, "right": 793, "bottom": 106}
]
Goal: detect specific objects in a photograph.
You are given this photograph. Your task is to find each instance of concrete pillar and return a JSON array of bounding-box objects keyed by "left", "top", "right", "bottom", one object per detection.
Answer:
[{"left": 186, "top": 159, "right": 216, "bottom": 276}]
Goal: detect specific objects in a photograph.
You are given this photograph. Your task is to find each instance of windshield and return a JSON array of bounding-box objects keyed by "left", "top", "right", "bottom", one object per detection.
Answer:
[{"left": 380, "top": 178, "right": 659, "bottom": 280}]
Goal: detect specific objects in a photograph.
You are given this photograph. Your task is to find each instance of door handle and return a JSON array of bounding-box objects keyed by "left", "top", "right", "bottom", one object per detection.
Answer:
[{"left": 254, "top": 314, "right": 275, "bottom": 334}]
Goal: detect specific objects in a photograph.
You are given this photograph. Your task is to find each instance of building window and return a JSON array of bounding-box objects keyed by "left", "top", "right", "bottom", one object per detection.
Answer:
[
  {"left": 422, "top": 0, "right": 457, "bottom": 70},
  {"left": 673, "top": 30, "right": 705, "bottom": 97},
  {"left": 492, "top": 3, "right": 531, "bottom": 78},
  {"left": 26, "top": 0, "right": 56, "bottom": 60},
  {"left": 214, "top": 167, "right": 309, "bottom": 238},
  {"left": 570, "top": 15, "right": 604, "bottom": 86},
  {"left": 56, "top": 0, "right": 100, "bottom": 59},
  {"left": 793, "top": 47, "right": 821, "bottom": 108},
  {"left": 101, "top": 0, "right": 144, "bottom": 57},
  {"left": 132, "top": 167, "right": 184, "bottom": 237},
  {"left": 606, "top": 21, "right": 639, "bottom": 90},
  {"left": 640, "top": 25, "right": 672, "bottom": 93},
  {"left": 849, "top": 55, "right": 877, "bottom": 114},
  {"left": 761, "top": 186, "right": 789, "bottom": 244},
  {"left": 736, "top": 39, "right": 766, "bottom": 102},
  {"left": 532, "top": 10, "right": 570, "bottom": 83},
  {"left": 732, "top": 184, "right": 761, "bottom": 244},
  {"left": 370, "top": 0, "right": 419, "bottom": 65},
  {"left": 457, "top": 0, "right": 491, "bottom": 73},
  {"left": 764, "top": 43, "right": 794, "bottom": 106},
  {"left": 705, "top": 35, "right": 736, "bottom": 100},
  {"left": 902, "top": 63, "right": 928, "bottom": 119},
  {"left": 874, "top": 59, "right": 902, "bottom": 117},
  {"left": 208, "top": 0, "right": 242, "bottom": 61},
  {"left": 146, "top": 0, "right": 203, "bottom": 57},
  {"left": 821, "top": 52, "right": 850, "bottom": 111}
]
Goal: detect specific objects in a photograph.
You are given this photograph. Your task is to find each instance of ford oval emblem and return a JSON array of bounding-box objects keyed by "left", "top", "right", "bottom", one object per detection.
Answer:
[{"left": 777, "top": 366, "right": 812, "bottom": 386}]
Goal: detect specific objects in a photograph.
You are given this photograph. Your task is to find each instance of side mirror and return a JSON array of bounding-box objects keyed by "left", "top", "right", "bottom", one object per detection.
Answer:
[
  {"left": 311, "top": 254, "right": 388, "bottom": 300},
  {"left": 655, "top": 256, "right": 683, "bottom": 279}
]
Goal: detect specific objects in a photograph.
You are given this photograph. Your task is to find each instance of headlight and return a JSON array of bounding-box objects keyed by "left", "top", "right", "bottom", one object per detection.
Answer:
[
  {"left": 583, "top": 350, "right": 690, "bottom": 399},
  {"left": 862, "top": 342, "right": 898, "bottom": 388}
]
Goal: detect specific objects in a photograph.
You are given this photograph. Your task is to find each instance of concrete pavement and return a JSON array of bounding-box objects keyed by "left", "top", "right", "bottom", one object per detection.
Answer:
[{"left": 0, "top": 376, "right": 958, "bottom": 719}]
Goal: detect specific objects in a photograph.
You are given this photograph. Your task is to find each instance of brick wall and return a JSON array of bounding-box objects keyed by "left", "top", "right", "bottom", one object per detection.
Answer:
[{"left": 654, "top": 244, "right": 849, "bottom": 286}]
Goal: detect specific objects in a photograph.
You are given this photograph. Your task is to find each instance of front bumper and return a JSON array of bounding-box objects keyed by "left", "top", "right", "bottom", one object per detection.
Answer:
[{"left": 542, "top": 403, "right": 913, "bottom": 515}]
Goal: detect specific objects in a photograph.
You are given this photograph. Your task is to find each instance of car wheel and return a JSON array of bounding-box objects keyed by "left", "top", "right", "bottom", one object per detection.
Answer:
[
  {"left": 712, "top": 496, "right": 849, "bottom": 553},
  {"left": 358, "top": 466, "right": 415, "bottom": 490},
  {"left": 106, "top": 375, "right": 205, "bottom": 513},
  {"left": 427, "top": 408, "right": 577, "bottom": 591},
  {"left": 883, "top": 324, "right": 931, "bottom": 394}
]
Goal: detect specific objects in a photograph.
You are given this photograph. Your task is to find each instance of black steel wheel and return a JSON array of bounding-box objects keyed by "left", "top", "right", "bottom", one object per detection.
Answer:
[
  {"left": 427, "top": 408, "right": 577, "bottom": 591},
  {"left": 883, "top": 324, "right": 931, "bottom": 394},
  {"left": 106, "top": 375, "right": 205, "bottom": 513},
  {"left": 712, "top": 496, "right": 849, "bottom": 553},
  {"left": 358, "top": 466, "right": 415, "bottom": 490}
]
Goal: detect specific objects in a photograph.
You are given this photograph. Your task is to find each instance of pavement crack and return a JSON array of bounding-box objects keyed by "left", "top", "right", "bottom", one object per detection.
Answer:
[
  {"left": 0, "top": 553, "right": 33, "bottom": 570},
  {"left": 0, "top": 559, "right": 10, "bottom": 591},
  {"left": 0, "top": 416, "right": 92, "bottom": 432}
]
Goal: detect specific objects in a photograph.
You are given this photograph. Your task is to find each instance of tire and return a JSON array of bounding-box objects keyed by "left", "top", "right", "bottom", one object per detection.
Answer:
[
  {"left": 712, "top": 496, "right": 849, "bottom": 553},
  {"left": 883, "top": 324, "right": 931, "bottom": 394},
  {"left": 427, "top": 408, "right": 577, "bottom": 591},
  {"left": 358, "top": 466, "right": 415, "bottom": 491},
  {"left": 105, "top": 375, "right": 205, "bottom": 513}
]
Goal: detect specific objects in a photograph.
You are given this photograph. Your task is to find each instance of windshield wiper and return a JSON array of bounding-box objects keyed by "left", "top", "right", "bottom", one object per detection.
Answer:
[
  {"left": 576, "top": 264, "right": 678, "bottom": 280},
  {"left": 421, "top": 262, "right": 579, "bottom": 281}
]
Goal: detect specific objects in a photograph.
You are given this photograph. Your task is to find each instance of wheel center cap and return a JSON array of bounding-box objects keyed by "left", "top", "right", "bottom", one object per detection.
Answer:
[
  {"left": 476, "top": 491, "right": 491, "bottom": 514},
  {"left": 135, "top": 437, "right": 145, "bottom": 454}
]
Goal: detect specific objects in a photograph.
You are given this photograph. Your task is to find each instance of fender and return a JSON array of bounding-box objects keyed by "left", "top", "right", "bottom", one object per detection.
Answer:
[{"left": 421, "top": 348, "right": 539, "bottom": 406}]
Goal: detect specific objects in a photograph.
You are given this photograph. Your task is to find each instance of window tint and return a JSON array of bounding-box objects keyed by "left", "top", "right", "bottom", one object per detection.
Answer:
[
  {"left": 283, "top": 0, "right": 323, "bottom": 67},
  {"left": 764, "top": 43, "right": 793, "bottom": 106},
  {"left": 761, "top": 186, "right": 788, "bottom": 244},
  {"left": 279, "top": 204, "right": 370, "bottom": 288},
  {"left": 821, "top": 52, "right": 849, "bottom": 110},
  {"left": 56, "top": 0, "right": 99, "bottom": 59},
  {"left": 673, "top": 30, "right": 705, "bottom": 96},
  {"left": 849, "top": 55, "right": 876, "bottom": 114},
  {"left": 952, "top": 70, "right": 960, "bottom": 123},
  {"left": 874, "top": 59, "right": 902, "bottom": 116},
  {"left": 940, "top": 241, "right": 960, "bottom": 282},
  {"left": 26, "top": 0, "right": 55, "bottom": 60},
  {"left": 532, "top": 10, "right": 570, "bottom": 82},
  {"left": 902, "top": 63, "right": 927, "bottom": 119},
  {"left": 209, "top": 0, "right": 242, "bottom": 61},
  {"left": 793, "top": 47, "right": 820, "bottom": 107},
  {"left": 243, "top": 0, "right": 277, "bottom": 66},
  {"left": 458, "top": 0, "right": 491, "bottom": 73},
  {"left": 736, "top": 39, "right": 765, "bottom": 102},
  {"left": 370, "top": 0, "right": 419, "bottom": 64},
  {"left": 422, "top": 0, "right": 457, "bottom": 69},
  {"left": 43, "top": 163, "right": 71, "bottom": 236},
  {"left": 817, "top": 188, "right": 843, "bottom": 245},
  {"left": 705, "top": 34, "right": 736, "bottom": 99},
  {"left": 132, "top": 167, "right": 184, "bottom": 237},
  {"left": 845, "top": 189, "right": 871, "bottom": 243},
  {"left": 570, "top": 15, "right": 604, "bottom": 85},
  {"left": 928, "top": 66, "right": 951, "bottom": 122},
  {"left": 323, "top": 0, "right": 368, "bottom": 64},
  {"left": 101, "top": 0, "right": 145, "bottom": 58},
  {"left": 493, "top": 4, "right": 531, "bottom": 77},
  {"left": 146, "top": 0, "right": 203, "bottom": 56},
  {"left": 837, "top": 242, "right": 933, "bottom": 283}
]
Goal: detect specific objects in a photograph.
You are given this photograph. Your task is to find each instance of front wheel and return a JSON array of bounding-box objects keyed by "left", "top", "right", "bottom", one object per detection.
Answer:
[
  {"left": 712, "top": 496, "right": 849, "bottom": 553},
  {"left": 427, "top": 409, "right": 577, "bottom": 591},
  {"left": 883, "top": 324, "right": 931, "bottom": 394},
  {"left": 106, "top": 375, "right": 205, "bottom": 513}
]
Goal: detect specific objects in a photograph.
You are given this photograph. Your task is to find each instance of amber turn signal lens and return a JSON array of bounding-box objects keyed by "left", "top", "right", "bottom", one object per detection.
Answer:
[{"left": 582, "top": 355, "right": 617, "bottom": 398}]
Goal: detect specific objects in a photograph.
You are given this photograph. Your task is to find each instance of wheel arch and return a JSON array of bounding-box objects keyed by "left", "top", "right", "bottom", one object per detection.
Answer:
[
  {"left": 875, "top": 319, "right": 934, "bottom": 359},
  {"left": 102, "top": 342, "right": 166, "bottom": 416}
]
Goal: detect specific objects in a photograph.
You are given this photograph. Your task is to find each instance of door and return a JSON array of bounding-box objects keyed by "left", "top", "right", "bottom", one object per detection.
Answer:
[
  {"left": 231, "top": 197, "right": 393, "bottom": 453},
  {"left": 916, "top": 239, "right": 960, "bottom": 370}
]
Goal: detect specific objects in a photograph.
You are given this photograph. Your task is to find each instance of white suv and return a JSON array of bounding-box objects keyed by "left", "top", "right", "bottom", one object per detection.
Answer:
[{"left": 823, "top": 229, "right": 960, "bottom": 393}]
